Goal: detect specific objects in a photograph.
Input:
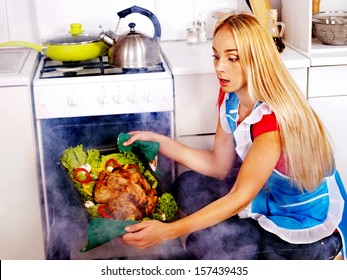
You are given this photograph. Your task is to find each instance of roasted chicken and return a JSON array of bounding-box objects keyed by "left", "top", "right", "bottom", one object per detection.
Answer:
[{"left": 94, "top": 168, "right": 157, "bottom": 220}]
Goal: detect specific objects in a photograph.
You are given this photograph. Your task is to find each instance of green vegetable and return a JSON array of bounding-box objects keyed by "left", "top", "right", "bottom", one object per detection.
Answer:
[
  {"left": 61, "top": 144, "right": 88, "bottom": 170},
  {"left": 85, "top": 204, "right": 102, "bottom": 219},
  {"left": 144, "top": 170, "right": 158, "bottom": 189},
  {"left": 152, "top": 193, "right": 178, "bottom": 222},
  {"left": 86, "top": 149, "right": 101, "bottom": 168}
]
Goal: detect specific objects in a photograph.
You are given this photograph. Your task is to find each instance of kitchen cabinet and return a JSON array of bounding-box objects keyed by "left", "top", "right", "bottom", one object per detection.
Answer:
[
  {"left": 308, "top": 66, "right": 347, "bottom": 185},
  {"left": 0, "top": 49, "right": 45, "bottom": 259},
  {"left": 161, "top": 40, "right": 310, "bottom": 175},
  {"left": 282, "top": 0, "right": 347, "bottom": 186}
]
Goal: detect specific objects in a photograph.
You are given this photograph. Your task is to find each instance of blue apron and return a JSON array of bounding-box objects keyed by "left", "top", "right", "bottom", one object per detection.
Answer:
[{"left": 220, "top": 92, "right": 347, "bottom": 258}]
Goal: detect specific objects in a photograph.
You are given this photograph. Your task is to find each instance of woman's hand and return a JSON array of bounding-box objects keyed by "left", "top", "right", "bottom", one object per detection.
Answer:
[
  {"left": 121, "top": 219, "right": 173, "bottom": 249},
  {"left": 122, "top": 131, "right": 158, "bottom": 146}
]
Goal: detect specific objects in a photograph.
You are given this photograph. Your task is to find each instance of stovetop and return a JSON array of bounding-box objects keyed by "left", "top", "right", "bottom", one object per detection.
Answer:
[{"left": 39, "top": 55, "right": 165, "bottom": 79}]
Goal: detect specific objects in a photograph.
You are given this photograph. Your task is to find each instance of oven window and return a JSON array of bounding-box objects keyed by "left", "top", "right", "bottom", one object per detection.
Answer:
[{"left": 37, "top": 112, "right": 181, "bottom": 259}]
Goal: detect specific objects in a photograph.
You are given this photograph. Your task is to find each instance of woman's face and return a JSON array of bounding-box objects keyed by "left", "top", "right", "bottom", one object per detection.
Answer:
[{"left": 213, "top": 27, "right": 247, "bottom": 94}]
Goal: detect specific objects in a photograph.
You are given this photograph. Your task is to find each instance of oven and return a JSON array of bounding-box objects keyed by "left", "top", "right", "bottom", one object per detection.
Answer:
[{"left": 32, "top": 53, "right": 185, "bottom": 259}]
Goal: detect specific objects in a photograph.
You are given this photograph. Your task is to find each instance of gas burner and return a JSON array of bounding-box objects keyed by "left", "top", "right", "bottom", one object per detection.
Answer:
[
  {"left": 38, "top": 56, "right": 166, "bottom": 79},
  {"left": 56, "top": 66, "right": 84, "bottom": 77},
  {"left": 62, "top": 71, "right": 78, "bottom": 77},
  {"left": 61, "top": 61, "right": 82, "bottom": 67},
  {"left": 122, "top": 67, "right": 149, "bottom": 74}
]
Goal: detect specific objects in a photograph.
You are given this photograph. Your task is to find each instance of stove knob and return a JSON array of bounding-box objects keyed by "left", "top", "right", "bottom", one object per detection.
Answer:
[
  {"left": 113, "top": 93, "right": 125, "bottom": 104},
  {"left": 129, "top": 92, "right": 139, "bottom": 103},
  {"left": 98, "top": 94, "right": 109, "bottom": 105},
  {"left": 144, "top": 91, "right": 154, "bottom": 102},
  {"left": 67, "top": 94, "right": 80, "bottom": 107}
]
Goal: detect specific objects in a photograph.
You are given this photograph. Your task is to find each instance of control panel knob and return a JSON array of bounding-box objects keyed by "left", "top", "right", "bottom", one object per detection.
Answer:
[
  {"left": 144, "top": 91, "right": 154, "bottom": 102},
  {"left": 129, "top": 92, "right": 139, "bottom": 103},
  {"left": 67, "top": 93, "right": 80, "bottom": 107},
  {"left": 98, "top": 94, "right": 109, "bottom": 105},
  {"left": 113, "top": 93, "right": 125, "bottom": 104}
]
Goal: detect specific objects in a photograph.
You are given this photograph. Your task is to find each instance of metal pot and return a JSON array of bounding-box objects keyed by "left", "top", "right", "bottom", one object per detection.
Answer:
[
  {"left": 99, "top": 5, "right": 161, "bottom": 68},
  {"left": 0, "top": 23, "right": 108, "bottom": 61}
]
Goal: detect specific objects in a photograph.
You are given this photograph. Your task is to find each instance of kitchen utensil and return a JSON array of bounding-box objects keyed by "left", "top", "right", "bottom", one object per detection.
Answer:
[
  {"left": 0, "top": 23, "right": 108, "bottom": 61},
  {"left": 99, "top": 5, "right": 161, "bottom": 68},
  {"left": 312, "top": 11, "right": 347, "bottom": 45},
  {"left": 248, "top": 0, "right": 272, "bottom": 28},
  {"left": 245, "top": 0, "right": 252, "bottom": 12}
]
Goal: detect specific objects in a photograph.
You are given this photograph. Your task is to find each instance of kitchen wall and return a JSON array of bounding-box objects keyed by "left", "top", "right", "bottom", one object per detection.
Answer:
[{"left": 0, "top": 0, "right": 281, "bottom": 43}]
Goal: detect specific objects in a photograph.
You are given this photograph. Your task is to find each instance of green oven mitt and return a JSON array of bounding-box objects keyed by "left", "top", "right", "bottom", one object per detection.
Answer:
[
  {"left": 80, "top": 218, "right": 138, "bottom": 252},
  {"left": 117, "top": 132, "right": 160, "bottom": 162}
]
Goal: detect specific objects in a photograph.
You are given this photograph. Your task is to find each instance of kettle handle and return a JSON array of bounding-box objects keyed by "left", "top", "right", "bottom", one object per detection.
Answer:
[{"left": 117, "top": 5, "right": 161, "bottom": 41}]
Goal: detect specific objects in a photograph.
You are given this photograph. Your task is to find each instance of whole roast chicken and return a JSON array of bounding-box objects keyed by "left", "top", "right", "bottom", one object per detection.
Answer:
[{"left": 94, "top": 168, "right": 158, "bottom": 220}]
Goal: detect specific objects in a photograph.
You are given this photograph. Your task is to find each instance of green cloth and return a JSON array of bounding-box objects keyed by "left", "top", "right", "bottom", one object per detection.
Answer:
[
  {"left": 117, "top": 132, "right": 160, "bottom": 162},
  {"left": 81, "top": 218, "right": 138, "bottom": 252}
]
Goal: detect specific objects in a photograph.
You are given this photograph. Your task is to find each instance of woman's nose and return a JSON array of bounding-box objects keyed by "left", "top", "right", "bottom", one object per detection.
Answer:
[{"left": 214, "top": 59, "right": 225, "bottom": 72}]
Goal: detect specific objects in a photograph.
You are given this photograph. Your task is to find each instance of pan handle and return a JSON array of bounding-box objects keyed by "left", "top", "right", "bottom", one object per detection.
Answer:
[{"left": 0, "top": 41, "right": 43, "bottom": 52}]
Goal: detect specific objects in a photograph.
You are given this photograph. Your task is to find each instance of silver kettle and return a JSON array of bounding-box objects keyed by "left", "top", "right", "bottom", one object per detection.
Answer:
[{"left": 99, "top": 5, "right": 161, "bottom": 68}]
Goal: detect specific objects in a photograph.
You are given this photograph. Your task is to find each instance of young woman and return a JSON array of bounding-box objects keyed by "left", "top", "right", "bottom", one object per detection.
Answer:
[{"left": 120, "top": 13, "right": 347, "bottom": 260}]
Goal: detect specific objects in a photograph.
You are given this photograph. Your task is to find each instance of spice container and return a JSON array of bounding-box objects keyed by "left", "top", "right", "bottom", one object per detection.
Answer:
[
  {"left": 187, "top": 27, "right": 199, "bottom": 44},
  {"left": 186, "top": 15, "right": 208, "bottom": 44},
  {"left": 312, "top": 0, "right": 320, "bottom": 14}
]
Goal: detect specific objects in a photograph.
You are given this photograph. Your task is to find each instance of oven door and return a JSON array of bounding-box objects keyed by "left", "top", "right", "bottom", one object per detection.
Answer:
[{"left": 36, "top": 112, "right": 184, "bottom": 259}]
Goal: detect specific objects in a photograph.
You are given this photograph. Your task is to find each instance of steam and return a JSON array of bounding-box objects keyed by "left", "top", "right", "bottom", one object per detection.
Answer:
[
  {"left": 38, "top": 111, "right": 177, "bottom": 259},
  {"left": 172, "top": 165, "right": 264, "bottom": 260}
]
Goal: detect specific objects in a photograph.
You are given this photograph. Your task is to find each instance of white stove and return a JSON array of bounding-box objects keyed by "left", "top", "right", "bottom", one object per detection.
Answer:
[
  {"left": 31, "top": 50, "right": 180, "bottom": 259},
  {"left": 33, "top": 52, "right": 174, "bottom": 119}
]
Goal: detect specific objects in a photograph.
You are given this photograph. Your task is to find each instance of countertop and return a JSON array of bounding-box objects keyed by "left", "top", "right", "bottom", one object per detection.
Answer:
[
  {"left": 160, "top": 40, "right": 310, "bottom": 76},
  {"left": 0, "top": 48, "right": 39, "bottom": 86}
]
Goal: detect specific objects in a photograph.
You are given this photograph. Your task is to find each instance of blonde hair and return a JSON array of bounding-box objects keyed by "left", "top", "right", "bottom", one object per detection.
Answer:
[{"left": 215, "top": 13, "right": 335, "bottom": 191}]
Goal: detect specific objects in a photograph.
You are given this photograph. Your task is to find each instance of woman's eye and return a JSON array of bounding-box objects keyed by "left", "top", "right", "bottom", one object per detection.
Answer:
[
  {"left": 212, "top": 54, "right": 220, "bottom": 60},
  {"left": 228, "top": 57, "right": 239, "bottom": 62}
]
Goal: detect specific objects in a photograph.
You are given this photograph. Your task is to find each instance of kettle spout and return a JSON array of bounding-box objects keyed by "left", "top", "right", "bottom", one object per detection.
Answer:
[{"left": 99, "top": 30, "right": 118, "bottom": 47}]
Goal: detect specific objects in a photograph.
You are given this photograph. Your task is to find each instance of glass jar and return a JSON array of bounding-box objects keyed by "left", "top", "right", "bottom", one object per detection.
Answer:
[
  {"left": 212, "top": 8, "right": 237, "bottom": 28},
  {"left": 268, "top": 9, "right": 286, "bottom": 53},
  {"left": 187, "top": 27, "right": 199, "bottom": 44}
]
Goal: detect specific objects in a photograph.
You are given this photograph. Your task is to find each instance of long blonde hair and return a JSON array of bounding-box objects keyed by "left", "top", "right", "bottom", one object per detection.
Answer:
[{"left": 215, "top": 13, "right": 335, "bottom": 191}]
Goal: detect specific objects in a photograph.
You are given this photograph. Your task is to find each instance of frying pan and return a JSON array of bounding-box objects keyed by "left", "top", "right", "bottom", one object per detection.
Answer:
[{"left": 0, "top": 23, "right": 108, "bottom": 61}]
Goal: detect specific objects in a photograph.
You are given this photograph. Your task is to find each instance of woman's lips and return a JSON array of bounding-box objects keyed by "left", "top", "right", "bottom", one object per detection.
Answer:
[{"left": 219, "top": 78, "right": 230, "bottom": 87}]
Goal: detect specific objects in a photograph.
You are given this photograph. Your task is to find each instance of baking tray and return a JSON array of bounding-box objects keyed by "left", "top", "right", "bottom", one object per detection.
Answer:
[{"left": 60, "top": 144, "right": 163, "bottom": 222}]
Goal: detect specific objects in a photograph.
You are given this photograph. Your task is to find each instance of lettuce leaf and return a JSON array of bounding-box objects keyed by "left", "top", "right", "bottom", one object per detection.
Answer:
[{"left": 61, "top": 144, "right": 87, "bottom": 170}]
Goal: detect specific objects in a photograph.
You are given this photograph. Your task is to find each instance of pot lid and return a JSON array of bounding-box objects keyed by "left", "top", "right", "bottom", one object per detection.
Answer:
[
  {"left": 312, "top": 11, "right": 347, "bottom": 25},
  {"left": 43, "top": 23, "right": 100, "bottom": 45}
]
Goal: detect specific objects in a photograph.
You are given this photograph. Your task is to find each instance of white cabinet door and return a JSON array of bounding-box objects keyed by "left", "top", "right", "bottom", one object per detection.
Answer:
[
  {"left": 289, "top": 68, "right": 308, "bottom": 97},
  {"left": 308, "top": 65, "right": 347, "bottom": 98},
  {"left": 176, "top": 134, "right": 215, "bottom": 176},
  {"left": 0, "top": 86, "right": 45, "bottom": 259},
  {"left": 309, "top": 96, "right": 347, "bottom": 187},
  {"left": 174, "top": 74, "right": 219, "bottom": 136},
  {"left": 0, "top": 0, "right": 9, "bottom": 42}
]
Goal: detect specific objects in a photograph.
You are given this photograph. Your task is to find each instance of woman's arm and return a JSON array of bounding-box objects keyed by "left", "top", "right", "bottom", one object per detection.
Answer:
[
  {"left": 122, "top": 130, "right": 282, "bottom": 248},
  {"left": 123, "top": 118, "right": 236, "bottom": 179}
]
